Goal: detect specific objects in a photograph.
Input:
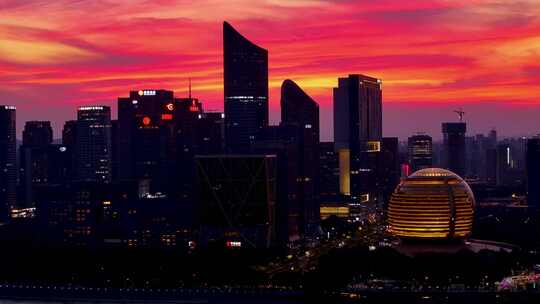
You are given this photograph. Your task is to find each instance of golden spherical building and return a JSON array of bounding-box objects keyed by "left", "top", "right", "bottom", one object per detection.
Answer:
[{"left": 387, "top": 168, "right": 475, "bottom": 239}]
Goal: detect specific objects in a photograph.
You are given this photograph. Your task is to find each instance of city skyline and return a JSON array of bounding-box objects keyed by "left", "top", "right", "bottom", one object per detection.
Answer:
[
  {"left": 2, "top": 2, "right": 540, "bottom": 301},
  {"left": 1, "top": 1, "right": 540, "bottom": 140}
]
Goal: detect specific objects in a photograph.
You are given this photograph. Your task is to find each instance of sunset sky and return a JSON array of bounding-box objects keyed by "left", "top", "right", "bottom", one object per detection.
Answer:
[{"left": 1, "top": 0, "right": 540, "bottom": 140}]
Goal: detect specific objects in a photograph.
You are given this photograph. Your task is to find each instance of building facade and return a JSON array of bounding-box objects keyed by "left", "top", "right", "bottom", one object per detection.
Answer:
[
  {"left": 0, "top": 106, "right": 16, "bottom": 221},
  {"left": 76, "top": 106, "right": 112, "bottom": 183},
  {"left": 19, "top": 121, "right": 53, "bottom": 207},
  {"left": 442, "top": 122, "right": 467, "bottom": 177},
  {"left": 527, "top": 138, "right": 540, "bottom": 209},
  {"left": 223, "top": 21, "right": 269, "bottom": 153},
  {"left": 117, "top": 90, "right": 177, "bottom": 195},
  {"left": 280, "top": 79, "right": 320, "bottom": 236},
  {"left": 407, "top": 134, "right": 433, "bottom": 173},
  {"left": 333, "top": 74, "right": 382, "bottom": 202},
  {"left": 196, "top": 155, "right": 277, "bottom": 248}
]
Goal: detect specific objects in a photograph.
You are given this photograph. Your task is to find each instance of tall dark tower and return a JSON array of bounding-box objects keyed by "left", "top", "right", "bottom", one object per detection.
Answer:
[
  {"left": 0, "top": 106, "right": 16, "bottom": 221},
  {"left": 62, "top": 120, "right": 77, "bottom": 182},
  {"left": 76, "top": 106, "right": 112, "bottom": 183},
  {"left": 333, "top": 74, "right": 382, "bottom": 200},
  {"left": 62, "top": 120, "right": 77, "bottom": 147},
  {"left": 117, "top": 90, "right": 177, "bottom": 195},
  {"left": 280, "top": 79, "right": 320, "bottom": 235},
  {"left": 527, "top": 137, "right": 540, "bottom": 209},
  {"left": 19, "top": 121, "right": 53, "bottom": 206},
  {"left": 442, "top": 122, "right": 467, "bottom": 177},
  {"left": 223, "top": 21, "right": 268, "bottom": 153},
  {"left": 22, "top": 121, "right": 52, "bottom": 147}
]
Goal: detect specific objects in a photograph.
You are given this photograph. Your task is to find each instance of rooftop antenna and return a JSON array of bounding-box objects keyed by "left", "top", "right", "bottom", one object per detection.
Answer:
[
  {"left": 454, "top": 108, "right": 465, "bottom": 122},
  {"left": 188, "top": 77, "right": 192, "bottom": 99}
]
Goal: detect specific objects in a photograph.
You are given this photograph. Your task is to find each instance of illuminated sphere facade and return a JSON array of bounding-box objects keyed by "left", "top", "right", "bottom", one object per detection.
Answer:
[{"left": 388, "top": 168, "right": 474, "bottom": 239}]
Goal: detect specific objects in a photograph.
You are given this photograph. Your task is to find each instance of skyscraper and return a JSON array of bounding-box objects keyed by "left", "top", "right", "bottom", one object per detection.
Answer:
[
  {"left": 488, "top": 129, "right": 497, "bottom": 148},
  {"left": 380, "top": 137, "right": 400, "bottom": 204},
  {"left": 174, "top": 96, "right": 204, "bottom": 202},
  {"left": 196, "top": 155, "right": 277, "bottom": 248},
  {"left": 442, "top": 122, "right": 466, "bottom": 177},
  {"left": 62, "top": 120, "right": 78, "bottom": 182},
  {"left": 117, "top": 90, "right": 177, "bottom": 195},
  {"left": 22, "top": 121, "right": 53, "bottom": 147},
  {"left": 223, "top": 21, "right": 269, "bottom": 153},
  {"left": 19, "top": 121, "right": 53, "bottom": 206},
  {"left": 407, "top": 134, "right": 433, "bottom": 173},
  {"left": 484, "top": 129, "right": 498, "bottom": 184},
  {"left": 76, "top": 106, "right": 112, "bottom": 183},
  {"left": 195, "top": 112, "right": 225, "bottom": 155},
  {"left": 0, "top": 106, "right": 16, "bottom": 221},
  {"left": 527, "top": 137, "right": 540, "bottom": 209},
  {"left": 62, "top": 120, "right": 77, "bottom": 147},
  {"left": 466, "top": 134, "right": 483, "bottom": 179},
  {"left": 280, "top": 79, "right": 320, "bottom": 235},
  {"left": 319, "top": 142, "right": 339, "bottom": 197},
  {"left": 333, "top": 74, "right": 382, "bottom": 200}
]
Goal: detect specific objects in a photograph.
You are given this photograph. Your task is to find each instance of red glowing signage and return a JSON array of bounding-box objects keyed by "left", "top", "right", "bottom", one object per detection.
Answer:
[
  {"left": 161, "top": 114, "right": 173, "bottom": 120},
  {"left": 226, "top": 241, "right": 242, "bottom": 248},
  {"left": 166, "top": 103, "right": 174, "bottom": 111},
  {"left": 189, "top": 105, "right": 199, "bottom": 112},
  {"left": 142, "top": 116, "right": 151, "bottom": 126}
]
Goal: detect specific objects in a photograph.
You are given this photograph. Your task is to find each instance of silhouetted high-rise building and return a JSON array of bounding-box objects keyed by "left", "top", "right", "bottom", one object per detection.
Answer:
[
  {"left": 61, "top": 120, "right": 77, "bottom": 181},
  {"left": 111, "top": 119, "right": 118, "bottom": 182},
  {"left": 174, "top": 97, "right": 205, "bottom": 202},
  {"left": 118, "top": 90, "right": 177, "bottom": 196},
  {"left": 486, "top": 148, "right": 497, "bottom": 184},
  {"left": 442, "top": 122, "right": 466, "bottom": 177},
  {"left": 407, "top": 134, "right": 433, "bottom": 173},
  {"left": 280, "top": 79, "right": 320, "bottom": 235},
  {"left": 223, "top": 21, "right": 268, "bottom": 153},
  {"left": 527, "top": 137, "right": 540, "bottom": 209},
  {"left": 19, "top": 121, "right": 53, "bottom": 207},
  {"left": 45, "top": 144, "right": 72, "bottom": 185},
  {"left": 466, "top": 134, "right": 483, "bottom": 179},
  {"left": 488, "top": 129, "right": 497, "bottom": 148},
  {"left": 196, "top": 155, "right": 277, "bottom": 248},
  {"left": 380, "top": 137, "right": 400, "bottom": 202},
  {"left": 319, "top": 142, "right": 339, "bottom": 197},
  {"left": 494, "top": 143, "right": 523, "bottom": 186},
  {"left": 496, "top": 143, "right": 511, "bottom": 186},
  {"left": 0, "top": 106, "right": 16, "bottom": 221},
  {"left": 480, "top": 129, "right": 497, "bottom": 183},
  {"left": 333, "top": 74, "right": 382, "bottom": 201},
  {"left": 250, "top": 126, "right": 299, "bottom": 244},
  {"left": 76, "top": 106, "right": 112, "bottom": 183},
  {"left": 62, "top": 120, "right": 77, "bottom": 147},
  {"left": 22, "top": 121, "right": 52, "bottom": 147},
  {"left": 195, "top": 112, "right": 225, "bottom": 154}
]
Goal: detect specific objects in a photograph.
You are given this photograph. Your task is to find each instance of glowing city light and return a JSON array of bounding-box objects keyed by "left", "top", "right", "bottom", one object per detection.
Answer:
[{"left": 142, "top": 116, "right": 151, "bottom": 126}]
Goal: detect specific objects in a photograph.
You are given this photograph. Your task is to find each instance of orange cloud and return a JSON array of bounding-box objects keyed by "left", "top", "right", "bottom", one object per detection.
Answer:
[{"left": 1, "top": 0, "right": 540, "bottom": 140}]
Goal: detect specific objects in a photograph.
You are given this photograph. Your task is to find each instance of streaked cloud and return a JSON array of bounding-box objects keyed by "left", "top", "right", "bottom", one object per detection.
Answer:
[
  {"left": 0, "top": 0, "right": 540, "bottom": 139},
  {"left": 0, "top": 39, "right": 99, "bottom": 65}
]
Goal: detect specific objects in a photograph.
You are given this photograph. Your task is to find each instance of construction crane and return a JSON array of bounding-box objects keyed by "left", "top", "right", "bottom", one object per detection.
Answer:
[{"left": 454, "top": 108, "right": 465, "bottom": 122}]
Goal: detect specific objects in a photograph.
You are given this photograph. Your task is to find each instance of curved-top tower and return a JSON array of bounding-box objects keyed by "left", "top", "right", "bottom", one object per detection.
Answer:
[
  {"left": 387, "top": 168, "right": 475, "bottom": 240},
  {"left": 281, "top": 79, "right": 319, "bottom": 133},
  {"left": 223, "top": 21, "right": 268, "bottom": 153},
  {"left": 280, "top": 79, "right": 320, "bottom": 235}
]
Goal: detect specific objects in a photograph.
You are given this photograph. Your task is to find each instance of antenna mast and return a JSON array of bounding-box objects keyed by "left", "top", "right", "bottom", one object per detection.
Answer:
[{"left": 188, "top": 77, "right": 192, "bottom": 99}]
